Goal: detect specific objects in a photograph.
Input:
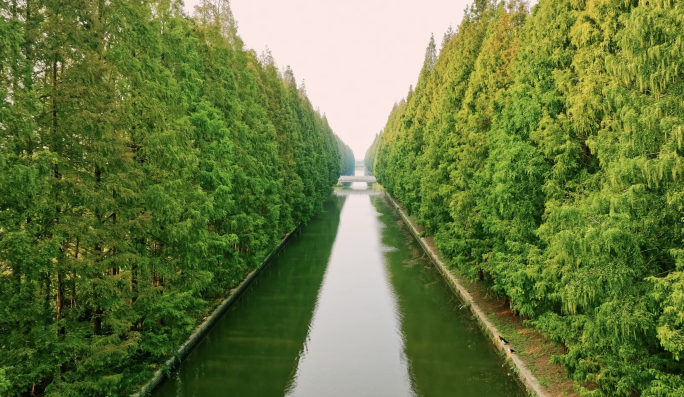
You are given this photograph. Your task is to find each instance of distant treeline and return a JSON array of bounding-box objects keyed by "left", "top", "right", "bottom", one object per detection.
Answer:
[
  {"left": 0, "top": 0, "right": 351, "bottom": 395},
  {"left": 364, "top": 131, "right": 380, "bottom": 175},
  {"left": 366, "top": 0, "right": 684, "bottom": 395},
  {"left": 338, "top": 139, "right": 355, "bottom": 176}
]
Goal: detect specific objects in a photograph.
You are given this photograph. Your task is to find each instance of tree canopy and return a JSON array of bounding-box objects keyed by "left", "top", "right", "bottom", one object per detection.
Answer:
[
  {"left": 368, "top": 0, "right": 684, "bottom": 395},
  {"left": 0, "top": 0, "right": 349, "bottom": 394}
]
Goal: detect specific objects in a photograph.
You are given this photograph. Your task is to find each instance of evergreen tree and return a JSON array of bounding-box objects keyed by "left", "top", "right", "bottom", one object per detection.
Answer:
[
  {"left": 0, "top": 0, "right": 348, "bottom": 394},
  {"left": 373, "top": 0, "right": 684, "bottom": 394}
]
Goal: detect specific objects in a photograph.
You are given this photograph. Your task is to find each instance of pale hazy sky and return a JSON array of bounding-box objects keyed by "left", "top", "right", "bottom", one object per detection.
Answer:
[{"left": 184, "top": 0, "right": 472, "bottom": 159}]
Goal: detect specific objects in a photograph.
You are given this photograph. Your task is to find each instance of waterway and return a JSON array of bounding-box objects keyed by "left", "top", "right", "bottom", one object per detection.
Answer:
[{"left": 153, "top": 168, "right": 525, "bottom": 397}]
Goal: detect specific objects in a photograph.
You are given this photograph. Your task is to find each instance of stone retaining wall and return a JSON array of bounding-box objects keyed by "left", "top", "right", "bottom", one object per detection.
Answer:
[
  {"left": 131, "top": 226, "right": 301, "bottom": 397},
  {"left": 385, "top": 193, "right": 548, "bottom": 397}
]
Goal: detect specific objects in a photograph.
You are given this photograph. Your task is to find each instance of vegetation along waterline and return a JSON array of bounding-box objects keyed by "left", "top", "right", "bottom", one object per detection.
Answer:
[
  {"left": 366, "top": 0, "right": 684, "bottom": 395},
  {"left": 0, "top": 0, "right": 355, "bottom": 395},
  {"left": 2, "top": 0, "right": 684, "bottom": 394},
  {"left": 152, "top": 179, "right": 526, "bottom": 397}
]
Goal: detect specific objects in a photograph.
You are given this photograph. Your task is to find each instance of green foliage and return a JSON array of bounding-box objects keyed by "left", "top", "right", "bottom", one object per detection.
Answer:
[
  {"left": 337, "top": 136, "right": 356, "bottom": 176},
  {"left": 364, "top": 131, "right": 381, "bottom": 175},
  {"left": 373, "top": 0, "right": 684, "bottom": 395},
  {"left": 0, "top": 0, "right": 346, "bottom": 395}
]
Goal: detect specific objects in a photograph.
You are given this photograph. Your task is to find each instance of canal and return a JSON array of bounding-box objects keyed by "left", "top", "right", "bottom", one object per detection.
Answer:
[{"left": 154, "top": 169, "right": 525, "bottom": 397}]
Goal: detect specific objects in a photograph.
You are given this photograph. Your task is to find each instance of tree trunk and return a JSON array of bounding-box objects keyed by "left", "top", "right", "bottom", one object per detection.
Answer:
[
  {"left": 93, "top": 309, "right": 102, "bottom": 336},
  {"left": 93, "top": 245, "right": 103, "bottom": 336},
  {"left": 52, "top": 60, "right": 57, "bottom": 134},
  {"left": 56, "top": 271, "right": 64, "bottom": 336},
  {"left": 130, "top": 267, "right": 137, "bottom": 304},
  {"left": 71, "top": 238, "right": 78, "bottom": 308}
]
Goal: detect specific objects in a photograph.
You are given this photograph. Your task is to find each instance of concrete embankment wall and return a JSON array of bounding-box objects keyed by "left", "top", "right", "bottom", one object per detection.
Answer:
[
  {"left": 131, "top": 226, "right": 301, "bottom": 397},
  {"left": 385, "top": 192, "right": 548, "bottom": 397}
]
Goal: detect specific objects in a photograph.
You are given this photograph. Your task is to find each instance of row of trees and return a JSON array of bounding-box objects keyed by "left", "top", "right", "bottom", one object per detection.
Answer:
[
  {"left": 0, "top": 0, "right": 350, "bottom": 395},
  {"left": 337, "top": 137, "right": 356, "bottom": 176},
  {"left": 367, "top": 0, "right": 684, "bottom": 395},
  {"left": 364, "top": 132, "right": 380, "bottom": 175}
]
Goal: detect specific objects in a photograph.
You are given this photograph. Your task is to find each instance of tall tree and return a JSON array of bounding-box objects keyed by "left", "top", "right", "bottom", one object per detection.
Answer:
[
  {"left": 0, "top": 0, "right": 348, "bottom": 394},
  {"left": 373, "top": 0, "right": 684, "bottom": 395}
]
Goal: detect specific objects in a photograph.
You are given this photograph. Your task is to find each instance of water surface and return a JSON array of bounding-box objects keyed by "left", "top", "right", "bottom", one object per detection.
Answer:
[{"left": 154, "top": 170, "right": 524, "bottom": 397}]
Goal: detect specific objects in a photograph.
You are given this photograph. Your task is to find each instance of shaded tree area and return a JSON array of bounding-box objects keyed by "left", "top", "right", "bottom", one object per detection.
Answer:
[
  {"left": 364, "top": 131, "right": 381, "bottom": 175},
  {"left": 370, "top": 0, "right": 684, "bottom": 395},
  {"left": 336, "top": 136, "right": 355, "bottom": 176},
  {"left": 0, "top": 0, "right": 348, "bottom": 395}
]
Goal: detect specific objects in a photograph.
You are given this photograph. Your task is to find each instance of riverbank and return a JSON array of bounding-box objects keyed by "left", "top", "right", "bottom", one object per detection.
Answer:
[
  {"left": 151, "top": 181, "right": 524, "bottom": 396},
  {"left": 384, "top": 190, "right": 578, "bottom": 397},
  {"left": 130, "top": 226, "right": 301, "bottom": 397}
]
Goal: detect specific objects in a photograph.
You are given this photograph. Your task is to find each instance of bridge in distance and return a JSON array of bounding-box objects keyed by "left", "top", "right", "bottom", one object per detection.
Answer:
[{"left": 338, "top": 176, "right": 376, "bottom": 183}]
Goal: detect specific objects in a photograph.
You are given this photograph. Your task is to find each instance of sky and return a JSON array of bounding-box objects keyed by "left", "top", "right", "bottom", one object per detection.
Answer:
[{"left": 184, "top": 0, "right": 472, "bottom": 160}]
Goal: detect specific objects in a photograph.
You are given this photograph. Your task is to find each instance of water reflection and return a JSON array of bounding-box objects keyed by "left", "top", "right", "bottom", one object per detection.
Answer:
[
  {"left": 286, "top": 176, "right": 413, "bottom": 397},
  {"left": 153, "top": 197, "right": 345, "bottom": 397},
  {"left": 154, "top": 167, "right": 525, "bottom": 397},
  {"left": 373, "top": 196, "right": 525, "bottom": 396}
]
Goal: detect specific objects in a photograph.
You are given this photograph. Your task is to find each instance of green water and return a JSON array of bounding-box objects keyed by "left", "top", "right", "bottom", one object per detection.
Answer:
[{"left": 154, "top": 173, "right": 525, "bottom": 397}]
